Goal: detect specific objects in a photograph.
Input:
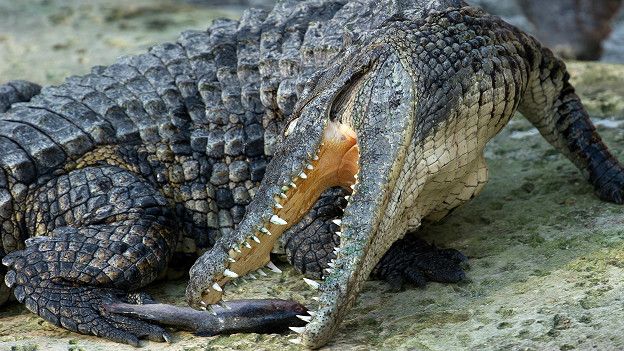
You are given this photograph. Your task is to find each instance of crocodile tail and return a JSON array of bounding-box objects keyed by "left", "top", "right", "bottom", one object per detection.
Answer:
[
  {"left": 519, "top": 37, "right": 624, "bottom": 203},
  {"left": 0, "top": 80, "right": 41, "bottom": 113}
]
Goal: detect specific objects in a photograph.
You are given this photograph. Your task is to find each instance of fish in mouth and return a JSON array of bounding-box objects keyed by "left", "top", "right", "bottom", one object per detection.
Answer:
[
  {"left": 186, "top": 40, "right": 424, "bottom": 347},
  {"left": 186, "top": 5, "right": 624, "bottom": 349}
]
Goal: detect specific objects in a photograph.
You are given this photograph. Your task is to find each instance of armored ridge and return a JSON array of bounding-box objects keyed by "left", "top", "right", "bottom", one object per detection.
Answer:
[{"left": 0, "top": 81, "right": 41, "bottom": 113}]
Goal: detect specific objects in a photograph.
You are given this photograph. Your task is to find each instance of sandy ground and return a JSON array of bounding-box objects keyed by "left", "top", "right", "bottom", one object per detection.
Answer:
[{"left": 2, "top": 1, "right": 624, "bottom": 350}]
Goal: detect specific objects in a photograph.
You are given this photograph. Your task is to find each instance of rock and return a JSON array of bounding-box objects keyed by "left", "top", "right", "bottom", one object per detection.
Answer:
[
  {"left": 467, "top": 0, "right": 624, "bottom": 62},
  {"left": 518, "top": 0, "right": 623, "bottom": 60}
]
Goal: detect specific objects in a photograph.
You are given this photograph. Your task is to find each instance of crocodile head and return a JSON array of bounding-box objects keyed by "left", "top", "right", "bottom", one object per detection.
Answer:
[{"left": 186, "top": 39, "right": 418, "bottom": 347}]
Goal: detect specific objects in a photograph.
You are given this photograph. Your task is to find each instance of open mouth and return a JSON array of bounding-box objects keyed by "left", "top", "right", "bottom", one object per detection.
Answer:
[
  {"left": 199, "top": 120, "right": 359, "bottom": 308},
  {"left": 187, "top": 47, "right": 412, "bottom": 347}
]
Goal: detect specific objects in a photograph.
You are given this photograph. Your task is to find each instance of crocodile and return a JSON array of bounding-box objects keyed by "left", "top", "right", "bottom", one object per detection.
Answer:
[
  {"left": 1, "top": 0, "right": 623, "bottom": 348},
  {"left": 0, "top": 0, "right": 471, "bottom": 345}
]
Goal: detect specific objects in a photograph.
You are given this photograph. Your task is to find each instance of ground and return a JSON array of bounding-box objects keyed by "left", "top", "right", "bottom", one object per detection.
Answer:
[{"left": 1, "top": 1, "right": 624, "bottom": 350}]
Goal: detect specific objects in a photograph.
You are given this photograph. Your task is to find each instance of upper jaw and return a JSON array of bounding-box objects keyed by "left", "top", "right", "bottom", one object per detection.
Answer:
[
  {"left": 185, "top": 47, "right": 378, "bottom": 309},
  {"left": 281, "top": 48, "right": 417, "bottom": 347}
]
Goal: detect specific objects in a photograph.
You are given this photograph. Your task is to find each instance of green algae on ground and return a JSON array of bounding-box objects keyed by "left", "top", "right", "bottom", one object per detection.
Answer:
[
  {"left": 0, "top": 0, "right": 239, "bottom": 85},
  {"left": 2, "top": 1, "right": 624, "bottom": 350}
]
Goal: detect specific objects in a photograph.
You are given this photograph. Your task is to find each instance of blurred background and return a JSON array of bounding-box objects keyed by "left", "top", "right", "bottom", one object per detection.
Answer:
[{"left": 0, "top": 0, "right": 623, "bottom": 85}]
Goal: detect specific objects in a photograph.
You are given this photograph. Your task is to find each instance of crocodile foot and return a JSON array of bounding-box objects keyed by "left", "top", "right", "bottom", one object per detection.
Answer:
[
  {"left": 5, "top": 279, "right": 170, "bottom": 345},
  {"left": 372, "top": 235, "right": 468, "bottom": 291},
  {"left": 3, "top": 240, "right": 171, "bottom": 346}
]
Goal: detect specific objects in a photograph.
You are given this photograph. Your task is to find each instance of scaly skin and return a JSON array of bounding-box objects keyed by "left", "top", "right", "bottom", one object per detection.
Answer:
[
  {"left": 185, "top": 0, "right": 624, "bottom": 348},
  {"left": 0, "top": 0, "right": 466, "bottom": 344},
  {"left": 0, "top": 80, "right": 41, "bottom": 113}
]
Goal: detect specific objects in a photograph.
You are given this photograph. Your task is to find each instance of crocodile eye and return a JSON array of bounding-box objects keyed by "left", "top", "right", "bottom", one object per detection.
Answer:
[{"left": 285, "top": 117, "right": 299, "bottom": 137}]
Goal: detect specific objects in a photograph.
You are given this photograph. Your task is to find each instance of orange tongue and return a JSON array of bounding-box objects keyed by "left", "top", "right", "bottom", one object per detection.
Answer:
[
  {"left": 281, "top": 122, "right": 358, "bottom": 220},
  {"left": 201, "top": 121, "right": 359, "bottom": 305}
]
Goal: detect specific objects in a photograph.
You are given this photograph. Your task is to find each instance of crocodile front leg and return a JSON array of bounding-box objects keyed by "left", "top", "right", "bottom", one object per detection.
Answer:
[
  {"left": 2, "top": 166, "right": 177, "bottom": 345},
  {"left": 282, "top": 188, "right": 468, "bottom": 289}
]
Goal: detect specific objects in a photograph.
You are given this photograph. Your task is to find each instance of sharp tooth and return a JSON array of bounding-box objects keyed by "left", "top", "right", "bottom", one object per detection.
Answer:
[
  {"left": 308, "top": 311, "right": 316, "bottom": 316},
  {"left": 299, "top": 172, "right": 307, "bottom": 179},
  {"left": 252, "top": 235, "right": 261, "bottom": 243},
  {"left": 328, "top": 262, "right": 335, "bottom": 268},
  {"left": 200, "top": 306, "right": 207, "bottom": 311},
  {"left": 228, "top": 257, "right": 236, "bottom": 263},
  {"left": 200, "top": 301, "right": 207, "bottom": 306},
  {"left": 212, "top": 283, "right": 223, "bottom": 292},
  {"left": 281, "top": 186, "right": 289, "bottom": 192},
  {"left": 335, "top": 231, "right": 342, "bottom": 237},
  {"left": 163, "top": 333, "right": 171, "bottom": 343},
  {"left": 279, "top": 193, "right": 287, "bottom": 199},
  {"left": 257, "top": 269, "right": 267, "bottom": 277},
  {"left": 234, "top": 246, "right": 241, "bottom": 253},
  {"left": 218, "top": 301, "right": 231, "bottom": 309},
  {"left": 289, "top": 338, "right": 302, "bottom": 345},
  {"left": 325, "top": 268, "right": 332, "bottom": 274},
  {"left": 224, "top": 269, "right": 239, "bottom": 278},
  {"left": 297, "top": 315, "right": 312, "bottom": 322},
  {"left": 306, "top": 164, "right": 314, "bottom": 170},
  {"left": 274, "top": 203, "right": 283, "bottom": 209},
  {"left": 312, "top": 297, "right": 319, "bottom": 301},
  {"left": 249, "top": 274, "right": 257, "bottom": 280},
  {"left": 350, "top": 184, "right": 356, "bottom": 190},
  {"left": 244, "top": 242, "right": 252, "bottom": 249},
  {"left": 303, "top": 278, "right": 320, "bottom": 290},
  {"left": 260, "top": 227, "right": 272, "bottom": 235},
  {"left": 267, "top": 261, "right": 282, "bottom": 273},
  {"left": 344, "top": 195, "right": 350, "bottom": 201},
  {"left": 289, "top": 182, "right": 297, "bottom": 189},
  {"left": 332, "top": 219, "right": 342, "bottom": 226},
  {"left": 313, "top": 154, "right": 319, "bottom": 160},
  {"left": 333, "top": 247, "right": 340, "bottom": 254},
  {"left": 289, "top": 326, "right": 306, "bottom": 334},
  {"left": 270, "top": 215, "right": 287, "bottom": 225}
]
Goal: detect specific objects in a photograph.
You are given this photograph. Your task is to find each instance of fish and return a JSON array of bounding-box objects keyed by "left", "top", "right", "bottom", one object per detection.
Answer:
[{"left": 103, "top": 299, "right": 309, "bottom": 337}]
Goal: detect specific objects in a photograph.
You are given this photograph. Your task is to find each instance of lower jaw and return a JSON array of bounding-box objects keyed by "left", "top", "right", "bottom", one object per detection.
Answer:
[{"left": 199, "top": 121, "right": 359, "bottom": 306}]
